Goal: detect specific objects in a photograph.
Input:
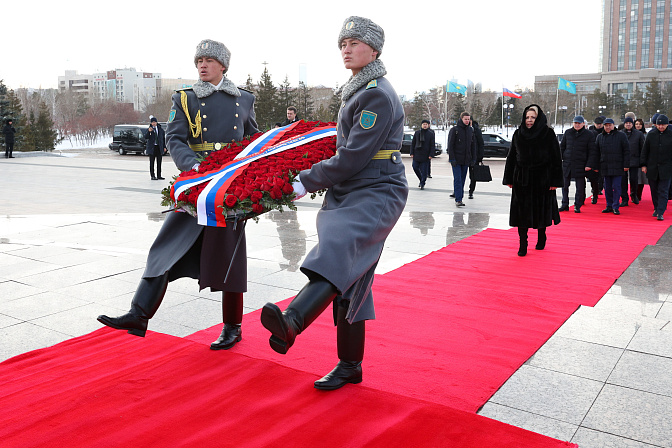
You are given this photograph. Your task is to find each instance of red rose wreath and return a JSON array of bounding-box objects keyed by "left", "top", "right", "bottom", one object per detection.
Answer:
[{"left": 161, "top": 120, "right": 336, "bottom": 225}]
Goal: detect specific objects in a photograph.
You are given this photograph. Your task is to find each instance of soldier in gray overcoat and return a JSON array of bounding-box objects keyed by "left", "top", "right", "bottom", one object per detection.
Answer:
[
  {"left": 261, "top": 16, "right": 408, "bottom": 391},
  {"left": 98, "top": 40, "right": 259, "bottom": 350}
]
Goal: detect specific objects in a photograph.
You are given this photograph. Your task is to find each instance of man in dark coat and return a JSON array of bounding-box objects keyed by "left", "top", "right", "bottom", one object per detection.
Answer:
[
  {"left": 620, "top": 117, "right": 645, "bottom": 205},
  {"left": 587, "top": 115, "right": 605, "bottom": 202},
  {"left": 641, "top": 114, "right": 672, "bottom": 220},
  {"left": 596, "top": 118, "right": 629, "bottom": 214},
  {"left": 98, "top": 39, "right": 259, "bottom": 351},
  {"left": 559, "top": 116, "right": 598, "bottom": 213},
  {"left": 467, "top": 118, "right": 485, "bottom": 199},
  {"left": 144, "top": 116, "right": 166, "bottom": 180},
  {"left": 3, "top": 119, "right": 16, "bottom": 158},
  {"left": 448, "top": 111, "right": 476, "bottom": 206},
  {"left": 410, "top": 119, "right": 435, "bottom": 189}
]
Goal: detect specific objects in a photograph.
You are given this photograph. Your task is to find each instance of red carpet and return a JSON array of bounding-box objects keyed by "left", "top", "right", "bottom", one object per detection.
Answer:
[
  {"left": 188, "top": 191, "right": 670, "bottom": 413},
  {"left": 0, "top": 328, "right": 575, "bottom": 448},
  {"left": 0, "top": 191, "right": 667, "bottom": 447}
]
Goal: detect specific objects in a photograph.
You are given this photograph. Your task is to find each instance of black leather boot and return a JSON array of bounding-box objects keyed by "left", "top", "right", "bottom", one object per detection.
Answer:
[
  {"left": 261, "top": 276, "right": 337, "bottom": 354},
  {"left": 535, "top": 227, "right": 547, "bottom": 250},
  {"left": 517, "top": 227, "right": 528, "bottom": 256},
  {"left": 314, "top": 302, "right": 364, "bottom": 390},
  {"left": 210, "top": 292, "right": 244, "bottom": 350},
  {"left": 97, "top": 272, "right": 169, "bottom": 337}
]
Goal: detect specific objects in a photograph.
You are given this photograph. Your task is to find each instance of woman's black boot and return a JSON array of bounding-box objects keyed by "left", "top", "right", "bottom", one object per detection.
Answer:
[
  {"left": 314, "top": 301, "right": 365, "bottom": 390},
  {"left": 536, "top": 227, "right": 547, "bottom": 250},
  {"left": 210, "top": 292, "right": 244, "bottom": 350},
  {"left": 261, "top": 276, "right": 337, "bottom": 354},
  {"left": 97, "top": 271, "right": 170, "bottom": 337},
  {"left": 517, "top": 227, "right": 528, "bottom": 256}
]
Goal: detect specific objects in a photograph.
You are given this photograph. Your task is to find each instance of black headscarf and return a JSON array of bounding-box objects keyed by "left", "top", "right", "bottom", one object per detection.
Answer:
[{"left": 518, "top": 104, "right": 549, "bottom": 141}]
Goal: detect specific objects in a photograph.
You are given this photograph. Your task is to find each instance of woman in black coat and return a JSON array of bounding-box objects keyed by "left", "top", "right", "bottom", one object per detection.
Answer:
[{"left": 503, "top": 104, "right": 563, "bottom": 256}]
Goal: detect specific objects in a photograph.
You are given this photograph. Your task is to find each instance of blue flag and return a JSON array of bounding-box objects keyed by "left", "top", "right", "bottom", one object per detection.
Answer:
[
  {"left": 558, "top": 77, "right": 577, "bottom": 94},
  {"left": 447, "top": 81, "right": 467, "bottom": 95}
]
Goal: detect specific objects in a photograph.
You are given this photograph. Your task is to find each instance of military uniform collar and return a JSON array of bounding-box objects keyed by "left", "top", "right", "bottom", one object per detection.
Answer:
[
  {"left": 336, "top": 59, "right": 387, "bottom": 102},
  {"left": 192, "top": 77, "right": 241, "bottom": 98}
]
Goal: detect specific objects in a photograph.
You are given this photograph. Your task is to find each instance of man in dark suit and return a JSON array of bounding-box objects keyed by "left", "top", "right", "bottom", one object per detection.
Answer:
[
  {"left": 410, "top": 119, "right": 435, "bottom": 189},
  {"left": 281, "top": 106, "right": 299, "bottom": 126},
  {"left": 641, "top": 114, "right": 672, "bottom": 220},
  {"left": 144, "top": 116, "right": 165, "bottom": 180}
]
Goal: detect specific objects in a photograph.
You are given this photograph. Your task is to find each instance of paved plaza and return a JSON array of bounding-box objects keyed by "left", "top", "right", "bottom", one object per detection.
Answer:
[{"left": 1, "top": 147, "right": 672, "bottom": 447}]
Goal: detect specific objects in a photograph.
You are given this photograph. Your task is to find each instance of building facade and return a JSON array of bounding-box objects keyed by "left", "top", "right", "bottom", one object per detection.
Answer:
[
  {"left": 535, "top": 0, "right": 672, "bottom": 105},
  {"left": 59, "top": 68, "right": 162, "bottom": 111}
]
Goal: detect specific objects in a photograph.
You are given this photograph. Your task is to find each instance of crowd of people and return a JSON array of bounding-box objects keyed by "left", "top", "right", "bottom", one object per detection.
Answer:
[{"left": 560, "top": 111, "right": 672, "bottom": 221}]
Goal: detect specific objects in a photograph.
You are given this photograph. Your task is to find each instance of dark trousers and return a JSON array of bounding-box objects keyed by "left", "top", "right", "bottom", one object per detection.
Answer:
[
  {"left": 5, "top": 142, "right": 13, "bottom": 158},
  {"left": 561, "top": 173, "right": 586, "bottom": 207},
  {"left": 412, "top": 160, "right": 429, "bottom": 187},
  {"left": 649, "top": 177, "right": 672, "bottom": 216},
  {"left": 621, "top": 169, "right": 639, "bottom": 202},
  {"left": 149, "top": 147, "right": 162, "bottom": 178},
  {"left": 604, "top": 175, "right": 622, "bottom": 210},
  {"left": 452, "top": 164, "right": 469, "bottom": 202},
  {"left": 586, "top": 170, "right": 602, "bottom": 194}
]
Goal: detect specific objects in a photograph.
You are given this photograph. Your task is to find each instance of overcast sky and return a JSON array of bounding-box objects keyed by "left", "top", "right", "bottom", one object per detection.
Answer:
[{"left": 3, "top": 1, "right": 602, "bottom": 98}]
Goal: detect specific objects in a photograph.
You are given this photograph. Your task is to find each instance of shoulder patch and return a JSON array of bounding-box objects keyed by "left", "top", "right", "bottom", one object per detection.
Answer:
[
  {"left": 366, "top": 79, "right": 378, "bottom": 90},
  {"left": 169, "top": 109, "right": 176, "bottom": 123},
  {"left": 360, "top": 110, "right": 377, "bottom": 130}
]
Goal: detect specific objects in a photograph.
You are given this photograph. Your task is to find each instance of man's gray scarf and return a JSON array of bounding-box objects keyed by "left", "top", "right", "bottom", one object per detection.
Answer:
[
  {"left": 192, "top": 77, "right": 241, "bottom": 98},
  {"left": 336, "top": 59, "right": 387, "bottom": 102}
]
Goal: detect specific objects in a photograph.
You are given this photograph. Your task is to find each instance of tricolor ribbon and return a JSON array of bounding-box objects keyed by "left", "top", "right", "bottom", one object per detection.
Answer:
[{"left": 171, "top": 122, "right": 337, "bottom": 227}]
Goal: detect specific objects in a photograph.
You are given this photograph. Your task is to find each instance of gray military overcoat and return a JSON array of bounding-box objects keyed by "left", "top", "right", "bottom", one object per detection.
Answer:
[
  {"left": 142, "top": 81, "right": 258, "bottom": 292},
  {"left": 299, "top": 77, "right": 408, "bottom": 323}
]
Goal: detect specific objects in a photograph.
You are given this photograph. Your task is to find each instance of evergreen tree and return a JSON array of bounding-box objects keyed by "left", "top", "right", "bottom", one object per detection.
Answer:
[
  {"left": 3, "top": 88, "right": 25, "bottom": 150},
  {"left": 22, "top": 110, "right": 36, "bottom": 151},
  {"left": 451, "top": 94, "right": 467, "bottom": 124},
  {"left": 296, "top": 81, "right": 315, "bottom": 121},
  {"left": 245, "top": 74, "right": 255, "bottom": 92},
  {"left": 328, "top": 91, "right": 341, "bottom": 122},
  {"left": 277, "top": 76, "right": 296, "bottom": 112},
  {"left": 406, "top": 92, "right": 426, "bottom": 130},
  {"left": 486, "top": 96, "right": 503, "bottom": 127},
  {"left": 34, "top": 100, "right": 58, "bottom": 151},
  {"left": 254, "top": 67, "right": 279, "bottom": 130},
  {"left": 644, "top": 78, "right": 665, "bottom": 119}
]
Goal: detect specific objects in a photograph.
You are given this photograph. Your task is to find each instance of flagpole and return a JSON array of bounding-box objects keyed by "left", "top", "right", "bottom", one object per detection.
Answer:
[
  {"left": 554, "top": 82, "right": 559, "bottom": 129},
  {"left": 501, "top": 90, "right": 504, "bottom": 131}
]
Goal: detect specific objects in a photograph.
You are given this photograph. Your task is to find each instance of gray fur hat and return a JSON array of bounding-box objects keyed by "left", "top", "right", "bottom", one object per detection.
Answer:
[
  {"left": 338, "top": 16, "right": 384, "bottom": 57},
  {"left": 194, "top": 39, "right": 231, "bottom": 73}
]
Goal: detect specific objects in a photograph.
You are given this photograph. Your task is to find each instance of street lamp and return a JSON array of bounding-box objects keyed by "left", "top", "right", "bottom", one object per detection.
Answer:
[
  {"left": 598, "top": 105, "right": 606, "bottom": 116},
  {"left": 504, "top": 104, "right": 514, "bottom": 138},
  {"left": 559, "top": 106, "right": 567, "bottom": 132}
]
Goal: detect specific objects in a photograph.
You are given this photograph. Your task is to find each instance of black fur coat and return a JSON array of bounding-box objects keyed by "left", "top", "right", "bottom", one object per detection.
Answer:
[{"left": 503, "top": 105, "right": 563, "bottom": 229}]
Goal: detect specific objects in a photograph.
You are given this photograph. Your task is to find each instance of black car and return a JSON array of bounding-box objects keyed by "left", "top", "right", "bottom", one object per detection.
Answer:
[
  {"left": 401, "top": 133, "right": 443, "bottom": 156},
  {"left": 109, "top": 125, "right": 148, "bottom": 155},
  {"left": 481, "top": 133, "right": 511, "bottom": 158},
  {"left": 109, "top": 123, "right": 169, "bottom": 155}
]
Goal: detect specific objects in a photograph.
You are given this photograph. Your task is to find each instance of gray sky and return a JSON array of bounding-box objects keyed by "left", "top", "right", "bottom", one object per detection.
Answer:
[{"left": 4, "top": 1, "right": 602, "bottom": 98}]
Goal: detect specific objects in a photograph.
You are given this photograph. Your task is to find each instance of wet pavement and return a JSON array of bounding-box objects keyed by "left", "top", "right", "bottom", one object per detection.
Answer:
[{"left": 1, "top": 148, "right": 671, "bottom": 447}]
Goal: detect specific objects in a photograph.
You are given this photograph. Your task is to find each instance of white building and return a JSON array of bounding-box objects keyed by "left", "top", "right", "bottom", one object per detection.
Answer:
[{"left": 60, "top": 68, "right": 162, "bottom": 111}]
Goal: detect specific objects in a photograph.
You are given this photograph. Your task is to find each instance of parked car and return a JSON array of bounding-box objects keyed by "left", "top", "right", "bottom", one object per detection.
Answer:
[
  {"left": 400, "top": 133, "right": 443, "bottom": 156},
  {"left": 109, "top": 123, "right": 169, "bottom": 155},
  {"left": 109, "top": 125, "right": 148, "bottom": 155},
  {"left": 481, "top": 133, "right": 511, "bottom": 158}
]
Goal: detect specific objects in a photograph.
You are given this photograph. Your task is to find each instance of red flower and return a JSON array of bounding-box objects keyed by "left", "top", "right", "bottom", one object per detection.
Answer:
[{"left": 225, "top": 195, "right": 238, "bottom": 207}]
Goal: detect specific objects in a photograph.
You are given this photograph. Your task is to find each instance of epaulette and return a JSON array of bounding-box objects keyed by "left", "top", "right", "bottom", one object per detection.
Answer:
[
  {"left": 175, "top": 87, "right": 194, "bottom": 93},
  {"left": 238, "top": 87, "right": 253, "bottom": 93},
  {"left": 366, "top": 79, "right": 378, "bottom": 90}
]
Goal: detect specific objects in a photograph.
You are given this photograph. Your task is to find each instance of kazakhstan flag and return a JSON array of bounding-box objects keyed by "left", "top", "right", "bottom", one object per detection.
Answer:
[
  {"left": 447, "top": 81, "right": 467, "bottom": 95},
  {"left": 558, "top": 77, "right": 577, "bottom": 94}
]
